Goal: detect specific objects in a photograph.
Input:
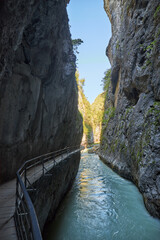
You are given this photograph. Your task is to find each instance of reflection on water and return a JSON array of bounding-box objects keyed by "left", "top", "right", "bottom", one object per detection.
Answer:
[{"left": 45, "top": 153, "right": 160, "bottom": 240}]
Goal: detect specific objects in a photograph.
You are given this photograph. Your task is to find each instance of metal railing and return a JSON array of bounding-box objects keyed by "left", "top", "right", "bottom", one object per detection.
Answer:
[{"left": 14, "top": 146, "right": 80, "bottom": 240}]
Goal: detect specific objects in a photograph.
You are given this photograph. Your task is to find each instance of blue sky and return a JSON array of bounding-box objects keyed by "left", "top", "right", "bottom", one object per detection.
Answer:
[{"left": 67, "top": 0, "right": 111, "bottom": 103}]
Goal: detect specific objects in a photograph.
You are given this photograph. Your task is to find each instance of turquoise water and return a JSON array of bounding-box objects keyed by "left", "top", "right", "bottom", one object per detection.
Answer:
[{"left": 45, "top": 153, "right": 160, "bottom": 240}]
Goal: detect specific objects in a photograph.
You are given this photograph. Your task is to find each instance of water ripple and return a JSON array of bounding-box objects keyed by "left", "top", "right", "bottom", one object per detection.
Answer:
[{"left": 46, "top": 153, "right": 160, "bottom": 240}]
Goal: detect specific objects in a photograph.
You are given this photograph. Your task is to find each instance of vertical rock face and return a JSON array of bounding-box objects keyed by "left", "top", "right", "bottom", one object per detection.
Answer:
[
  {"left": 0, "top": 0, "right": 83, "bottom": 183},
  {"left": 100, "top": 0, "right": 160, "bottom": 218},
  {"left": 91, "top": 92, "right": 105, "bottom": 143},
  {"left": 78, "top": 88, "right": 93, "bottom": 147}
]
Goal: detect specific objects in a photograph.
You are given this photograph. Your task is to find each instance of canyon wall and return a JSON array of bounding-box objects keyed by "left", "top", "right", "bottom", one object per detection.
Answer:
[
  {"left": 77, "top": 72, "right": 105, "bottom": 146},
  {"left": 29, "top": 151, "right": 80, "bottom": 232},
  {"left": 100, "top": 0, "right": 160, "bottom": 218},
  {"left": 91, "top": 92, "right": 105, "bottom": 144},
  {"left": 0, "top": 0, "right": 83, "bottom": 183},
  {"left": 76, "top": 72, "right": 94, "bottom": 147}
]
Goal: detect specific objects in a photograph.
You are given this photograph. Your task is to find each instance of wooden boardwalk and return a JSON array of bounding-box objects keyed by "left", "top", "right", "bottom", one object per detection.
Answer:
[
  {"left": 0, "top": 150, "right": 79, "bottom": 239},
  {"left": 0, "top": 179, "right": 18, "bottom": 240}
]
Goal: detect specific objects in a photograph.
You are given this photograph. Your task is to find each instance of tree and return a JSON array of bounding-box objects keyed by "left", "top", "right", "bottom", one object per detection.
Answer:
[
  {"left": 72, "top": 38, "right": 83, "bottom": 54},
  {"left": 80, "top": 78, "right": 85, "bottom": 87},
  {"left": 101, "top": 69, "right": 111, "bottom": 91},
  {"left": 75, "top": 71, "right": 85, "bottom": 91}
]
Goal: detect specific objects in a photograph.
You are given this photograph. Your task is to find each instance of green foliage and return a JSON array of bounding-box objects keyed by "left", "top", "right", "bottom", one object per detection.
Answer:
[
  {"left": 72, "top": 38, "right": 83, "bottom": 46},
  {"left": 102, "top": 107, "right": 115, "bottom": 128},
  {"left": 116, "top": 41, "right": 120, "bottom": 50},
  {"left": 101, "top": 69, "right": 111, "bottom": 92},
  {"left": 147, "top": 101, "right": 160, "bottom": 127},
  {"left": 141, "top": 41, "right": 157, "bottom": 69},
  {"left": 136, "top": 150, "right": 143, "bottom": 164},
  {"left": 91, "top": 92, "right": 105, "bottom": 143},
  {"left": 125, "top": 106, "right": 133, "bottom": 117},
  {"left": 154, "top": 5, "right": 160, "bottom": 18},
  {"left": 76, "top": 110, "right": 83, "bottom": 130},
  {"left": 131, "top": 101, "right": 160, "bottom": 166},
  {"left": 100, "top": 69, "right": 114, "bottom": 146},
  {"left": 91, "top": 93, "right": 105, "bottom": 126},
  {"left": 120, "top": 142, "right": 127, "bottom": 153},
  {"left": 105, "top": 107, "right": 115, "bottom": 119},
  {"left": 76, "top": 69, "right": 112, "bottom": 145},
  {"left": 146, "top": 40, "right": 157, "bottom": 51},
  {"left": 83, "top": 122, "right": 92, "bottom": 139},
  {"left": 80, "top": 78, "right": 85, "bottom": 87},
  {"left": 76, "top": 71, "right": 106, "bottom": 145},
  {"left": 156, "top": 28, "right": 160, "bottom": 38},
  {"left": 72, "top": 38, "right": 83, "bottom": 54},
  {"left": 76, "top": 71, "right": 93, "bottom": 145},
  {"left": 75, "top": 71, "right": 85, "bottom": 91},
  {"left": 72, "top": 39, "right": 83, "bottom": 66}
]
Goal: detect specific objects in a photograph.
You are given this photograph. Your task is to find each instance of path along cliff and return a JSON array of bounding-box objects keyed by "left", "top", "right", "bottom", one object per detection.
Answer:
[
  {"left": 0, "top": 0, "right": 83, "bottom": 237},
  {"left": 0, "top": 0, "right": 82, "bottom": 184},
  {"left": 100, "top": 0, "right": 160, "bottom": 218}
]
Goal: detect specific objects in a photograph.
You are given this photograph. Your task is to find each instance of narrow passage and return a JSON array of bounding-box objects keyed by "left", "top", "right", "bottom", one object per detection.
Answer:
[{"left": 45, "top": 152, "right": 160, "bottom": 240}]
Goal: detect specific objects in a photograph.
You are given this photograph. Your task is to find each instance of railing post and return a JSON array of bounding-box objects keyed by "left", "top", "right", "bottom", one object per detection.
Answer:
[
  {"left": 24, "top": 168, "right": 27, "bottom": 188},
  {"left": 15, "top": 145, "right": 80, "bottom": 240},
  {"left": 15, "top": 177, "right": 18, "bottom": 209},
  {"left": 67, "top": 147, "right": 69, "bottom": 156},
  {"left": 42, "top": 157, "right": 45, "bottom": 176}
]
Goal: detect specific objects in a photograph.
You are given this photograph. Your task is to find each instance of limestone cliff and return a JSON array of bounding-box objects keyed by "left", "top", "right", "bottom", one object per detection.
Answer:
[
  {"left": 76, "top": 73, "right": 93, "bottom": 146},
  {"left": 78, "top": 90, "right": 94, "bottom": 147},
  {"left": 100, "top": 0, "right": 160, "bottom": 218},
  {"left": 91, "top": 92, "right": 105, "bottom": 143},
  {"left": 0, "top": 0, "right": 83, "bottom": 183}
]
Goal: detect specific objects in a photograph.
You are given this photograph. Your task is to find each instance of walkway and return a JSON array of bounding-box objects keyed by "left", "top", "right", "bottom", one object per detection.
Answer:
[
  {"left": 0, "top": 149, "right": 79, "bottom": 240},
  {"left": 0, "top": 179, "right": 17, "bottom": 240}
]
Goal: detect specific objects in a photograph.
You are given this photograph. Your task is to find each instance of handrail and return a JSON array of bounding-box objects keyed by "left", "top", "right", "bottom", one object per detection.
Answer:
[
  {"left": 15, "top": 173, "right": 42, "bottom": 240},
  {"left": 14, "top": 145, "right": 81, "bottom": 240}
]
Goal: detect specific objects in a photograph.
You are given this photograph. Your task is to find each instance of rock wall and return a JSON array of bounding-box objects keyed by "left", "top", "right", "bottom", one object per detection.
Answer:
[
  {"left": 77, "top": 71, "right": 105, "bottom": 146},
  {"left": 91, "top": 92, "right": 105, "bottom": 143},
  {"left": 29, "top": 151, "right": 80, "bottom": 232},
  {"left": 100, "top": 0, "right": 160, "bottom": 218},
  {"left": 0, "top": 0, "right": 83, "bottom": 183},
  {"left": 76, "top": 72, "right": 93, "bottom": 147},
  {"left": 78, "top": 89, "right": 94, "bottom": 147}
]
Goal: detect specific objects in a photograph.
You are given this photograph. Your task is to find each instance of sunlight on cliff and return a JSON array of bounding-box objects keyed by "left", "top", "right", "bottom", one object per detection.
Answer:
[{"left": 114, "top": 70, "right": 121, "bottom": 107}]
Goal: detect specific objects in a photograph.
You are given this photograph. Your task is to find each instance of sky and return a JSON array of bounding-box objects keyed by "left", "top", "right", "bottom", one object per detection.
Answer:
[{"left": 67, "top": 0, "right": 111, "bottom": 103}]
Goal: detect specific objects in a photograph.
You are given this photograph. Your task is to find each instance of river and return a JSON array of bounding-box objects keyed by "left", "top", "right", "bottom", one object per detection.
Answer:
[{"left": 45, "top": 152, "right": 160, "bottom": 240}]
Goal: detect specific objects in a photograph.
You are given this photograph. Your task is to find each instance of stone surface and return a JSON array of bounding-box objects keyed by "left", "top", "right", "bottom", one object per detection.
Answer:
[
  {"left": 77, "top": 78, "right": 105, "bottom": 146},
  {"left": 77, "top": 82, "right": 94, "bottom": 147},
  {"left": 29, "top": 151, "right": 81, "bottom": 232},
  {"left": 0, "top": 0, "right": 82, "bottom": 183},
  {"left": 100, "top": 0, "right": 160, "bottom": 218},
  {"left": 91, "top": 92, "right": 105, "bottom": 144}
]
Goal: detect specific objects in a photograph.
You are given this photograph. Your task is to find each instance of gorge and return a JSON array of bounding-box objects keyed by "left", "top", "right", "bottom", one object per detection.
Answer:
[
  {"left": 100, "top": 0, "right": 160, "bottom": 219},
  {"left": 45, "top": 153, "right": 160, "bottom": 240},
  {"left": 0, "top": 0, "right": 160, "bottom": 239},
  {"left": 76, "top": 71, "right": 105, "bottom": 147},
  {"left": 0, "top": 0, "right": 82, "bottom": 184},
  {"left": 69, "top": 0, "right": 160, "bottom": 221},
  {"left": 0, "top": 0, "right": 82, "bottom": 238}
]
